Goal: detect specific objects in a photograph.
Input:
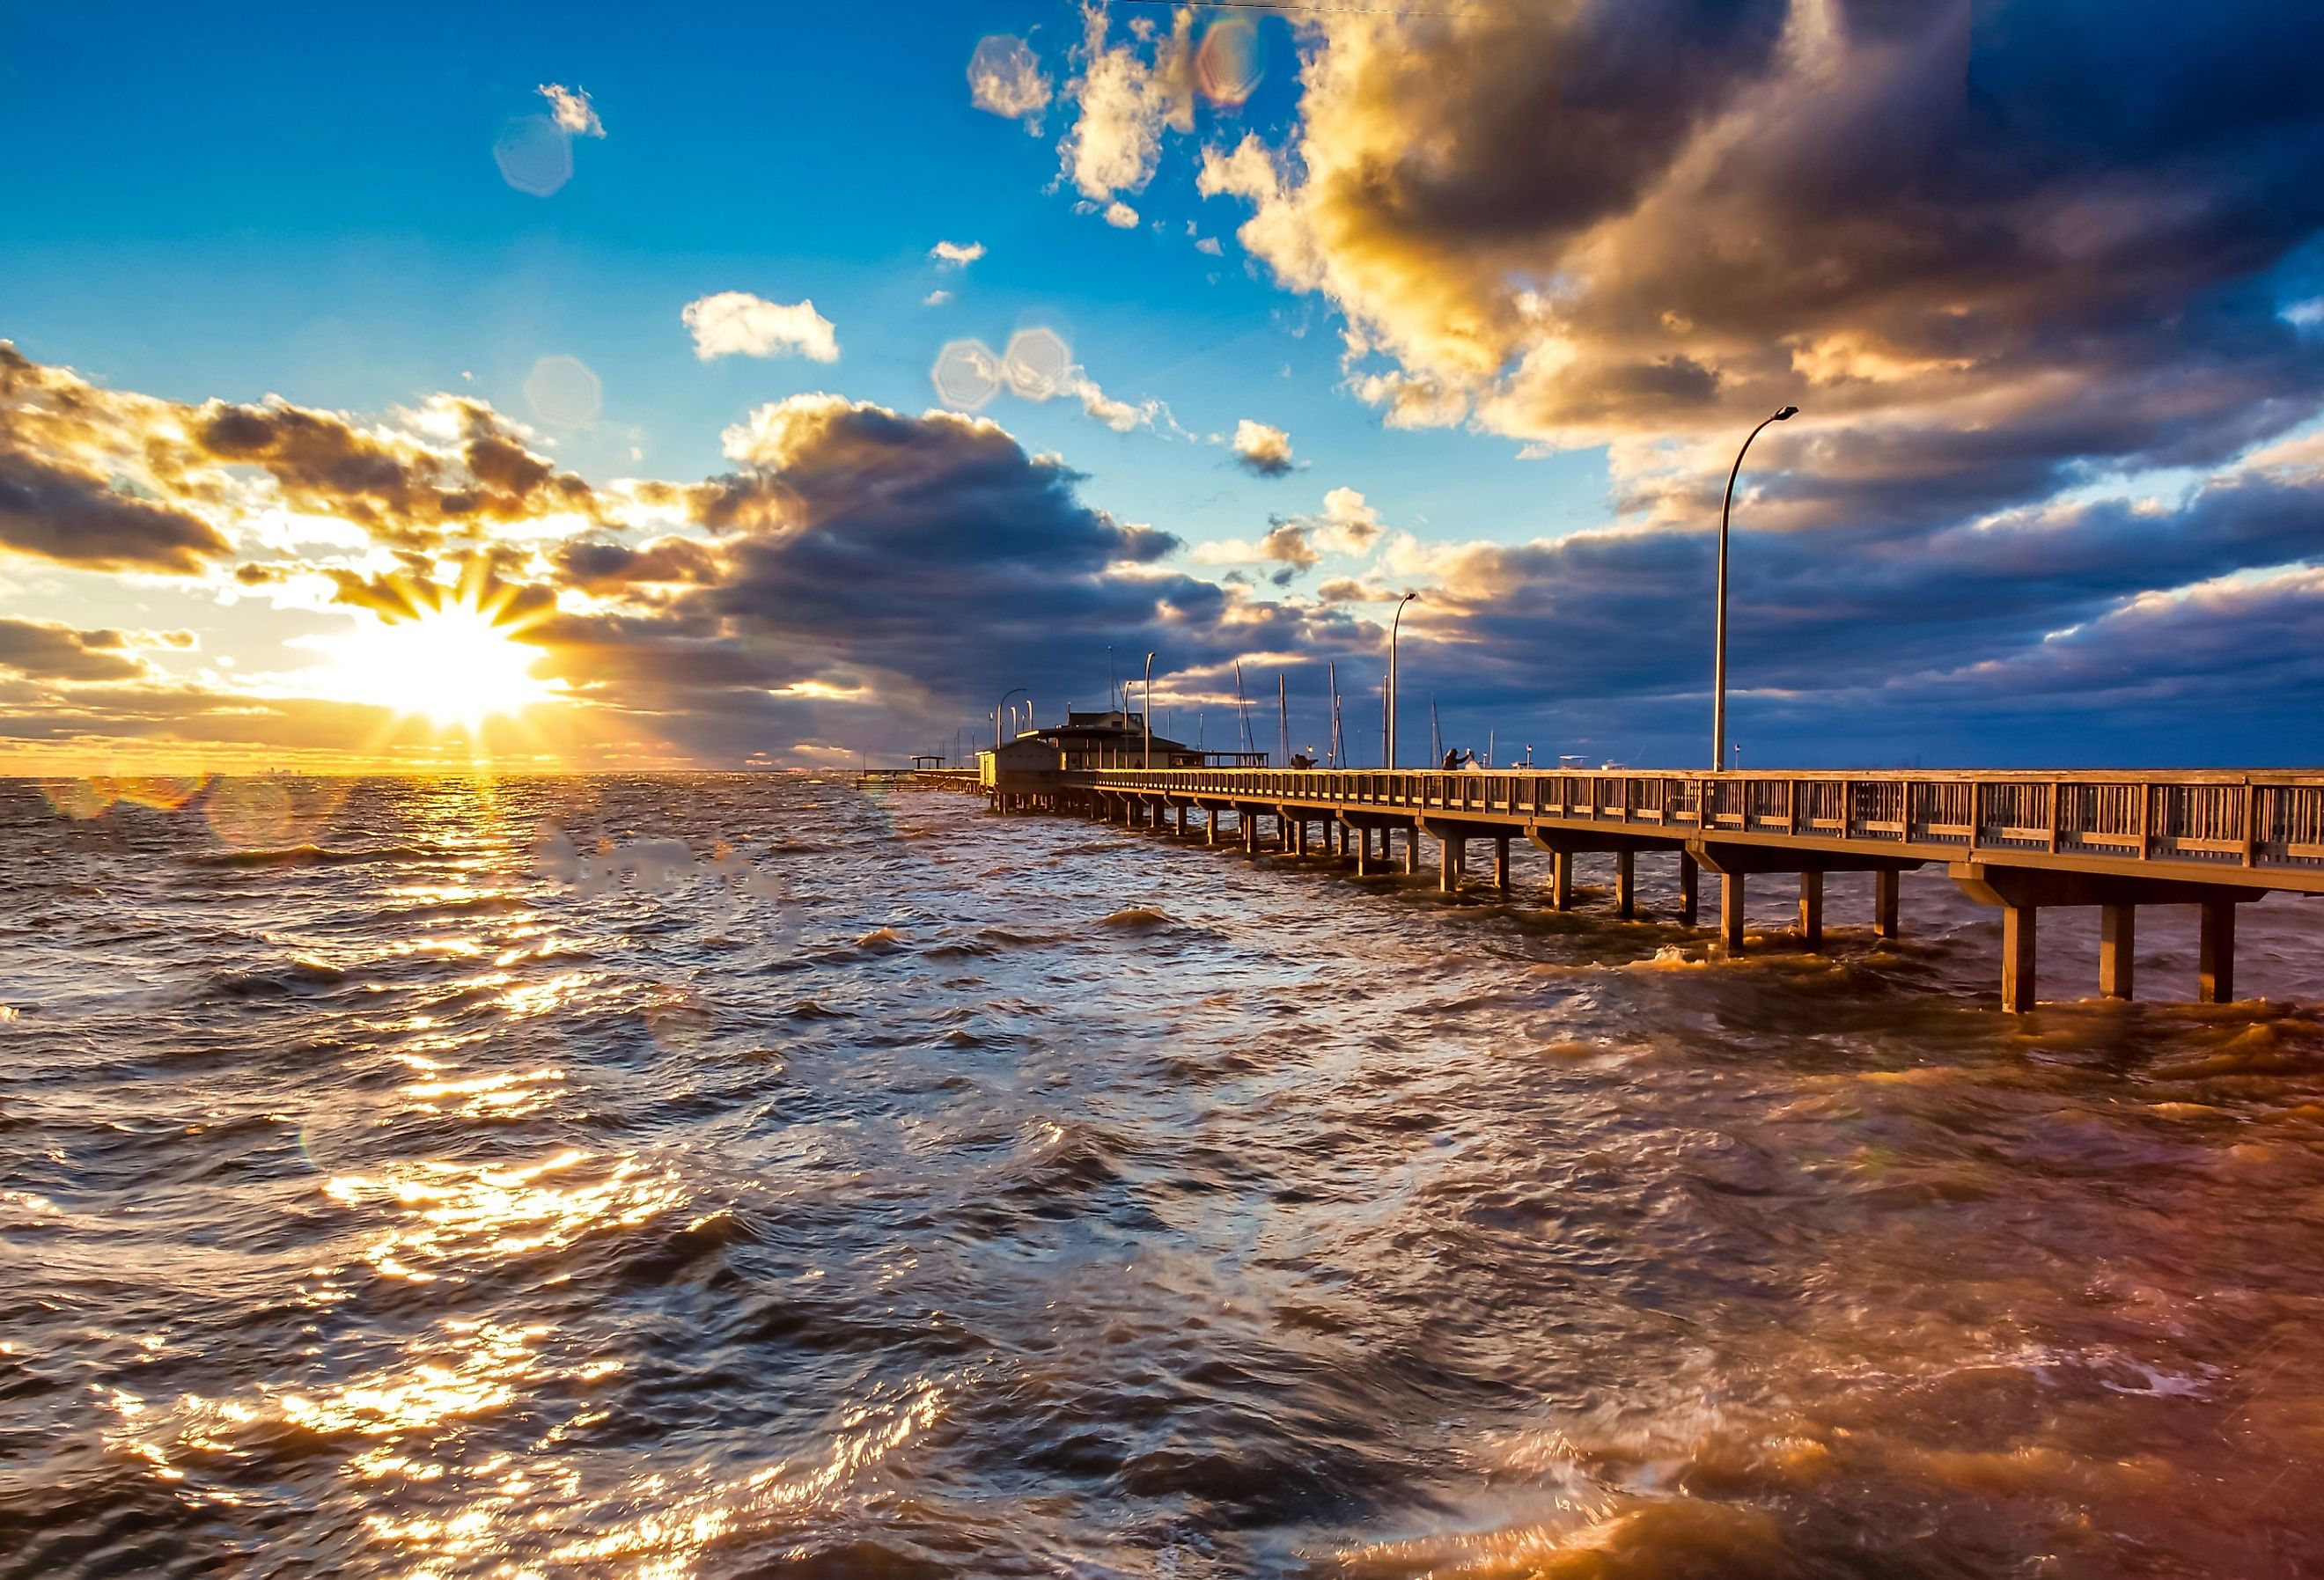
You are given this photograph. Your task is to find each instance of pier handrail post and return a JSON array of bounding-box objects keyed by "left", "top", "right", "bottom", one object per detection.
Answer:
[{"left": 1713, "top": 405, "right": 1798, "bottom": 769}]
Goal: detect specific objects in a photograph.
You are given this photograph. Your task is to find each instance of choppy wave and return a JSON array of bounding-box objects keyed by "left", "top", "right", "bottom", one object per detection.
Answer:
[
  {"left": 188, "top": 841, "right": 438, "bottom": 868},
  {"left": 4, "top": 773, "right": 2324, "bottom": 1578}
]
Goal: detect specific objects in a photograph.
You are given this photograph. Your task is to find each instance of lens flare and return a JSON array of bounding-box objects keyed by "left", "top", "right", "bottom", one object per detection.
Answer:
[
  {"left": 931, "top": 339, "right": 1003, "bottom": 410},
  {"left": 1195, "top": 18, "right": 1264, "bottom": 107},
  {"left": 202, "top": 777, "right": 351, "bottom": 850},
  {"left": 37, "top": 777, "right": 118, "bottom": 820},
  {"left": 1002, "top": 327, "right": 1072, "bottom": 401},
  {"left": 494, "top": 114, "right": 573, "bottom": 196},
  {"left": 524, "top": 355, "right": 602, "bottom": 429}
]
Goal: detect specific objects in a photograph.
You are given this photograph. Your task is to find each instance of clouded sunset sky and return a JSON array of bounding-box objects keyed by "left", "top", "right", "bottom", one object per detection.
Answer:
[{"left": 5, "top": 0, "right": 2323, "bottom": 772}]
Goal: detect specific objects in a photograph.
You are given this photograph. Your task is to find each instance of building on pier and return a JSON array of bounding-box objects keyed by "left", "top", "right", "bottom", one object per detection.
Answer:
[{"left": 979, "top": 709, "right": 1261, "bottom": 807}]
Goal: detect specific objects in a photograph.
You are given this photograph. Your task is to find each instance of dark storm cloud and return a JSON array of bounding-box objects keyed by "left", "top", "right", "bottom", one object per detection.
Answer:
[
  {"left": 1377, "top": 444, "right": 2324, "bottom": 768},
  {"left": 550, "top": 535, "right": 724, "bottom": 593},
  {"left": 524, "top": 396, "right": 1373, "bottom": 756}
]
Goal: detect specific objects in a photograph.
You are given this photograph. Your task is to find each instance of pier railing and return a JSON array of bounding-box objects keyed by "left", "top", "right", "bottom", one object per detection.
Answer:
[{"left": 1075, "top": 768, "right": 2324, "bottom": 879}]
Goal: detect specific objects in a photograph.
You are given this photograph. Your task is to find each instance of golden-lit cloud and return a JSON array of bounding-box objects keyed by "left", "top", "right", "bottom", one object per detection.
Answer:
[
  {"left": 537, "top": 83, "right": 604, "bottom": 138},
  {"left": 0, "top": 342, "right": 232, "bottom": 573},
  {"left": 680, "top": 291, "right": 841, "bottom": 364},
  {"left": 1228, "top": 418, "right": 1295, "bottom": 477},
  {"left": 1194, "top": 2, "right": 2324, "bottom": 539}
]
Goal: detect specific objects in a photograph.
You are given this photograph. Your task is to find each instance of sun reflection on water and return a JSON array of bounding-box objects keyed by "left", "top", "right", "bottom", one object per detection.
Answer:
[{"left": 326, "top": 1148, "right": 688, "bottom": 1280}]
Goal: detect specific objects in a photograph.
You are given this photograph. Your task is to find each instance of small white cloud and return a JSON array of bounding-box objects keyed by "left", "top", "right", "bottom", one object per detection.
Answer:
[
  {"left": 1195, "top": 236, "right": 1224, "bottom": 257},
  {"left": 923, "top": 289, "right": 954, "bottom": 306},
  {"left": 681, "top": 291, "right": 840, "bottom": 363},
  {"left": 538, "top": 84, "right": 605, "bottom": 138},
  {"left": 969, "top": 35, "right": 1053, "bottom": 130},
  {"left": 930, "top": 239, "right": 986, "bottom": 268},
  {"left": 1313, "top": 487, "right": 1384, "bottom": 555},
  {"left": 1229, "top": 418, "right": 1295, "bottom": 477},
  {"left": 1103, "top": 201, "right": 1140, "bottom": 230}
]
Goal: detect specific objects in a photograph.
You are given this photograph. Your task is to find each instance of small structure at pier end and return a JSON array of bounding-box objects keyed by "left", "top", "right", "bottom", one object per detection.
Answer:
[{"left": 979, "top": 709, "right": 1261, "bottom": 812}]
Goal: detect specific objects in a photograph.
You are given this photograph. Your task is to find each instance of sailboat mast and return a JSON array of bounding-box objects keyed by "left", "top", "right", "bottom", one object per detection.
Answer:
[{"left": 1327, "top": 661, "right": 1340, "bottom": 768}]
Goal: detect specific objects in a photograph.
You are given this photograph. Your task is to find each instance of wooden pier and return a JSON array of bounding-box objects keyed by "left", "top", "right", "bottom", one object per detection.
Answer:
[{"left": 967, "top": 766, "right": 2324, "bottom": 1011}]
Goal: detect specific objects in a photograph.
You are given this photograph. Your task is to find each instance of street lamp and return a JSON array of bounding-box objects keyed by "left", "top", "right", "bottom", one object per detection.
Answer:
[
  {"left": 995, "top": 686, "right": 1028, "bottom": 747},
  {"left": 1713, "top": 405, "right": 1798, "bottom": 769},
  {"left": 1387, "top": 591, "right": 1419, "bottom": 769},
  {"left": 1143, "top": 651, "right": 1155, "bottom": 769}
]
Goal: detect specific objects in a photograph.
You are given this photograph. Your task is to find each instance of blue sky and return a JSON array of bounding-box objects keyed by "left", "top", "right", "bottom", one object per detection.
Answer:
[
  {"left": 0, "top": 4, "right": 1593, "bottom": 542},
  {"left": 4, "top": 1, "right": 2323, "bottom": 770}
]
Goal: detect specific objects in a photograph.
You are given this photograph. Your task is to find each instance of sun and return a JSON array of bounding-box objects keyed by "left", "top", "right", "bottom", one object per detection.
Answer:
[{"left": 313, "top": 593, "right": 557, "bottom": 731}]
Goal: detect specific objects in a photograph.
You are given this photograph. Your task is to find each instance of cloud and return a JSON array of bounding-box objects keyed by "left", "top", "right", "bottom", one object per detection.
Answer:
[
  {"left": 537, "top": 84, "right": 604, "bottom": 138},
  {"left": 189, "top": 393, "right": 595, "bottom": 547},
  {"left": 550, "top": 535, "right": 723, "bottom": 594},
  {"left": 0, "top": 342, "right": 233, "bottom": 573},
  {"left": 680, "top": 292, "right": 841, "bottom": 363},
  {"left": 518, "top": 393, "right": 1364, "bottom": 758},
  {"left": 0, "top": 449, "right": 231, "bottom": 574},
  {"left": 11, "top": 340, "right": 2324, "bottom": 770},
  {"left": 1194, "top": 1, "right": 2324, "bottom": 532},
  {"left": 0, "top": 618, "right": 149, "bottom": 681},
  {"left": 929, "top": 240, "right": 985, "bottom": 268},
  {"left": 1229, "top": 419, "right": 1295, "bottom": 476},
  {"left": 1309, "top": 488, "right": 1382, "bottom": 555},
  {"left": 1192, "top": 485, "right": 1384, "bottom": 577},
  {"left": 1189, "top": 522, "right": 1320, "bottom": 575},
  {"left": 923, "top": 290, "right": 953, "bottom": 306},
  {"left": 1101, "top": 201, "right": 1140, "bottom": 230},
  {"left": 1062, "top": 371, "right": 1163, "bottom": 434},
  {"left": 1060, "top": 5, "right": 1194, "bottom": 204},
  {"left": 968, "top": 34, "right": 1054, "bottom": 130}
]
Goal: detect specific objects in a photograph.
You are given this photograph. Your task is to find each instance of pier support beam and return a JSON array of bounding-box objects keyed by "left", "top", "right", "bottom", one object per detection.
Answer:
[
  {"left": 1721, "top": 873, "right": 1747, "bottom": 952},
  {"left": 1680, "top": 852, "right": 1698, "bottom": 927},
  {"left": 1692, "top": 844, "right": 1923, "bottom": 955},
  {"left": 1875, "top": 869, "right": 1901, "bottom": 939},
  {"left": 1440, "top": 834, "right": 1464, "bottom": 893},
  {"left": 1242, "top": 808, "right": 1259, "bottom": 856},
  {"left": 1495, "top": 837, "right": 1511, "bottom": 893},
  {"left": 1552, "top": 850, "right": 1574, "bottom": 910},
  {"left": 1614, "top": 849, "right": 1636, "bottom": 921},
  {"left": 1204, "top": 807, "right": 1220, "bottom": 847},
  {"left": 2002, "top": 905, "right": 2037, "bottom": 1013},
  {"left": 1951, "top": 863, "right": 2261, "bottom": 1012},
  {"left": 2100, "top": 904, "right": 2135, "bottom": 1000},
  {"left": 2201, "top": 900, "right": 2236, "bottom": 1004},
  {"left": 1403, "top": 826, "right": 1420, "bottom": 878}
]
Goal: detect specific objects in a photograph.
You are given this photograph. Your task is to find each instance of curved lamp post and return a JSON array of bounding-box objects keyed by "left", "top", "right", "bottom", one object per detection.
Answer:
[
  {"left": 1713, "top": 405, "right": 1798, "bottom": 769},
  {"left": 1143, "top": 651, "right": 1155, "bottom": 769},
  {"left": 995, "top": 686, "right": 1028, "bottom": 747},
  {"left": 1387, "top": 591, "right": 1419, "bottom": 770}
]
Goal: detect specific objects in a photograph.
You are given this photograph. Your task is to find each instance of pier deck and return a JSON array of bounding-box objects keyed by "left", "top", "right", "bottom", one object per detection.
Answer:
[{"left": 986, "top": 766, "right": 2324, "bottom": 1010}]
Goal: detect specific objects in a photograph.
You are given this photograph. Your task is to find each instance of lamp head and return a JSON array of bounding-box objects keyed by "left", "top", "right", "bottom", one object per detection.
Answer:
[{"left": 1774, "top": 405, "right": 1799, "bottom": 421}]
